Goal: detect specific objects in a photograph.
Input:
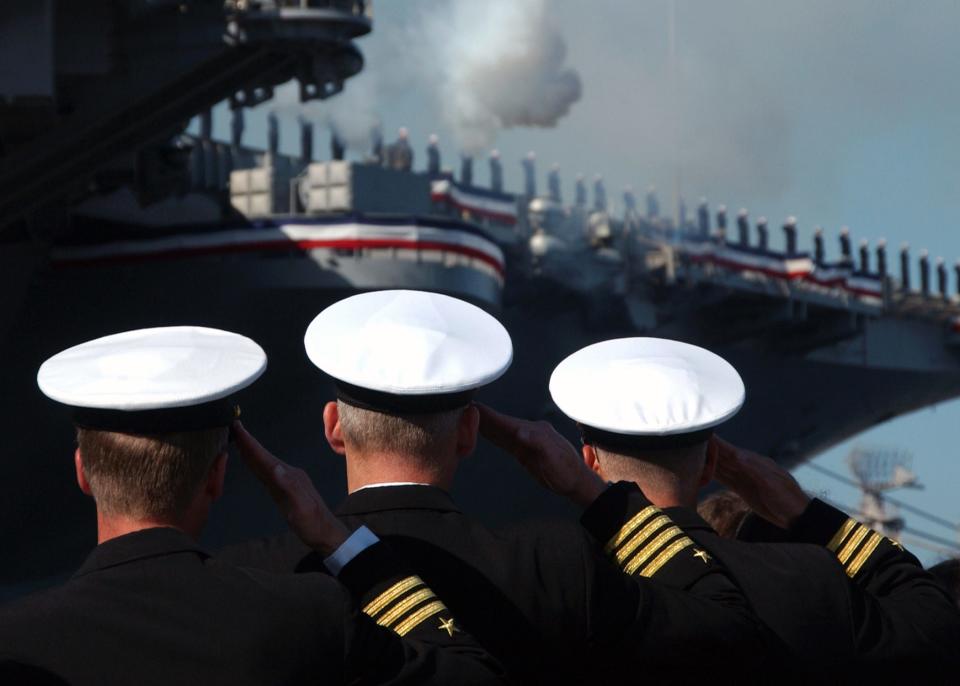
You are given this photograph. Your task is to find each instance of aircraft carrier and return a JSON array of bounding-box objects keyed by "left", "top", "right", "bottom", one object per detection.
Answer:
[{"left": 4, "top": 0, "right": 960, "bottom": 594}]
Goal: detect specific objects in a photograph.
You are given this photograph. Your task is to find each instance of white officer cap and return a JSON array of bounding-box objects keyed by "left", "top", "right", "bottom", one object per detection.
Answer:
[
  {"left": 37, "top": 326, "right": 266, "bottom": 433},
  {"left": 304, "top": 290, "right": 512, "bottom": 413},
  {"left": 549, "top": 338, "right": 744, "bottom": 450}
]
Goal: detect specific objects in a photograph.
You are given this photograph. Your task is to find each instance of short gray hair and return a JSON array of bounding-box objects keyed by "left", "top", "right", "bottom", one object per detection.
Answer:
[
  {"left": 337, "top": 401, "right": 462, "bottom": 457},
  {"left": 595, "top": 441, "right": 708, "bottom": 494}
]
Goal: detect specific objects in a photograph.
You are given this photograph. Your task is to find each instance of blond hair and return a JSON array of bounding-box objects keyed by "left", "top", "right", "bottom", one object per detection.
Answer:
[{"left": 76, "top": 427, "right": 228, "bottom": 518}]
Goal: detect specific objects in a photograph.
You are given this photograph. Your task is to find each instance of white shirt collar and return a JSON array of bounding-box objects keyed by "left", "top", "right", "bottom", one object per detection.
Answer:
[{"left": 352, "top": 481, "right": 432, "bottom": 493}]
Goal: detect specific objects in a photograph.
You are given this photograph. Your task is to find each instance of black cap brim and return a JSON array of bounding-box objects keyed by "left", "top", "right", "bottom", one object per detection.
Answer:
[
  {"left": 335, "top": 380, "right": 474, "bottom": 415},
  {"left": 71, "top": 397, "right": 239, "bottom": 435},
  {"left": 579, "top": 424, "right": 714, "bottom": 452}
]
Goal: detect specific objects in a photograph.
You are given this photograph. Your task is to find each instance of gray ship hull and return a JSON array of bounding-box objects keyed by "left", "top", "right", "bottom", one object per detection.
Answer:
[{"left": 3, "top": 251, "right": 957, "bottom": 595}]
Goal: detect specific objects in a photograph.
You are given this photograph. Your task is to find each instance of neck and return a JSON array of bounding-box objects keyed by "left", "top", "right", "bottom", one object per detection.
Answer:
[
  {"left": 604, "top": 473, "right": 695, "bottom": 509},
  {"left": 345, "top": 450, "right": 456, "bottom": 494},
  {"left": 95, "top": 508, "right": 205, "bottom": 545},
  {"left": 644, "top": 490, "right": 692, "bottom": 509}
]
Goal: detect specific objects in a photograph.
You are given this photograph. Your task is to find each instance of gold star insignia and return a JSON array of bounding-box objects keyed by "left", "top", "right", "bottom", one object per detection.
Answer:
[
  {"left": 889, "top": 539, "right": 904, "bottom": 551},
  {"left": 692, "top": 548, "right": 711, "bottom": 564},
  {"left": 438, "top": 617, "right": 459, "bottom": 637}
]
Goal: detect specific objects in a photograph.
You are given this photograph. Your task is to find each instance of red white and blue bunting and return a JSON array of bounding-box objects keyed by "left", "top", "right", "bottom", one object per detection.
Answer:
[
  {"left": 51, "top": 220, "right": 506, "bottom": 281},
  {"left": 680, "top": 239, "right": 884, "bottom": 303},
  {"left": 431, "top": 179, "right": 518, "bottom": 226}
]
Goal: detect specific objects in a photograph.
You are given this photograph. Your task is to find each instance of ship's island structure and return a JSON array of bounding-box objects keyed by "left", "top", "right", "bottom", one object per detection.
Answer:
[{"left": 3, "top": 0, "right": 960, "bottom": 593}]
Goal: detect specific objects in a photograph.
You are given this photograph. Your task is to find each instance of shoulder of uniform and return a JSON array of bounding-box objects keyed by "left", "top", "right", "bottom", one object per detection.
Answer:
[
  {"left": 0, "top": 584, "right": 73, "bottom": 638},
  {"left": 214, "top": 531, "right": 311, "bottom": 574},
  {"left": 727, "top": 537, "right": 848, "bottom": 572},
  {"left": 506, "top": 517, "right": 595, "bottom": 550}
]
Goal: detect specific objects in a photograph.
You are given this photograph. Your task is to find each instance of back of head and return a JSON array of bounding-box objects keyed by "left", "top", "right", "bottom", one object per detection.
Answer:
[
  {"left": 593, "top": 442, "right": 708, "bottom": 505},
  {"left": 76, "top": 427, "right": 228, "bottom": 519},
  {"left": 697, "top": 490, "right": 752, "bottom": 539},
  {"left": 37, "top": 326, "right": 266, "bottom": 521},
  {"left": 336, "top": 401, "right": 462, "bottom": 463},
  {"left": 304, "top": 290, "right": 513, "bottom": 476},
  {"left": 549, "top": 337, "right": 745, "bottom": 507}
]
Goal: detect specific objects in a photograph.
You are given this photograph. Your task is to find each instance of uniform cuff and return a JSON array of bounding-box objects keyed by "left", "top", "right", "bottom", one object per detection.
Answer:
[
  {"left": 580, "top": 481, "right": 649, "bottom": 543},
  {"left": 581, "top": 481, "right": 720, "bottom": 587},
  {"left": 791, "top": 499, "right": 901, "bottom": 580},
  {"left": 788, "top": 498, "right": 852, "bottom": 547},
  {"left": 324, "top": 526, "right": 380, "bottom": 576},
  {"left": 334, "top": 540, "right": 456, "bottom": 639}
]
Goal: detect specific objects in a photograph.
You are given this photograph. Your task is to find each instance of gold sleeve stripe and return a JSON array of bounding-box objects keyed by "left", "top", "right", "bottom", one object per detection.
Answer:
[
  {"left": 845, "top": 532, "right": 883, "bottom": 578},
  {"left": 837, "top": 525, "right": 871, "bottom": 565},
  {"left": 375, "top": 588, "right": 438, "bottom": 629},
  {"left": 363, "top": 576, "right": 425, "bottom": 617},
  {"left": 394, "top": 600, "right": 448, "bottom": 637},
  {"left": 613, "top": 515, "right": 672, "bottom": 564},
  {"left": 639, "top": 538, "right": 695, "bottom": 578},
  {"left": 623, "top": 527, "right": 686, "bottom": 576},
  {"left": 826, "top": 518, "right": 859, "bottom": 553},
  {"left": 604, "top": 506, "right": 660, "bottom": 553}
]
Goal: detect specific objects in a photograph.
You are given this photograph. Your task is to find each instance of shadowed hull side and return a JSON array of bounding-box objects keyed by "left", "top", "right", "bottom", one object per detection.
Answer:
[{"left": 3, "top": 256, "right": 959, "bottom": 595}]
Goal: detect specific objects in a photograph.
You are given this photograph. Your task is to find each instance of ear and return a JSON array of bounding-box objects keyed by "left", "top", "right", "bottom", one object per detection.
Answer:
[
  {"left": 698, "top": 439, "right": 718, "bottom": 488},
  {"left": 74, "top": 449, "right": 93, "bottom": 497},
  {"left": 323, "top": 401, "right": 347, "bottom": 456},
  {"left": 582, "top": 444, "right": 602, "bottom": 476},
  {"left": 205, "top": 452, "right": 229, "bottom": 502},
  {"left": 455, "top": 405, "right": 480, "bottom": 458}
]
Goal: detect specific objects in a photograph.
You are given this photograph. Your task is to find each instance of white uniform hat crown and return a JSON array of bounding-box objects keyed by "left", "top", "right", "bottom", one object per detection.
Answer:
[
  {"left": 549, "top": 338, "right": 744, "bottom": 447},
  {"left": 304, "top": 290, "right": 512, "bottom": 412},
  {"left": 37, "top": 326, "right": 266, "bottom": 432}
]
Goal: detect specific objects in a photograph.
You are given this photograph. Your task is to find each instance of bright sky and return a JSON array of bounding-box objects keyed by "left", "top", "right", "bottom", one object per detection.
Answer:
[{"left": 227, "top": 0, "right": 960, "bottom": 564}]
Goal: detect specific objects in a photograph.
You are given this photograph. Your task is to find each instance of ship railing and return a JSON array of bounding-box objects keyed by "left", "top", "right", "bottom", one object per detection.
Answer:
[
  {"left": 653, "top": 203, "right": 960, "bottom": 323},
  {"left": 672, "top": 240, "right": 960, "bottom": 324},
  {"left": 226, "top": 0, "right": 371, "bottom": 18},
  {"left": 673, "top": 238, "right": 887, "bottom": 316}
]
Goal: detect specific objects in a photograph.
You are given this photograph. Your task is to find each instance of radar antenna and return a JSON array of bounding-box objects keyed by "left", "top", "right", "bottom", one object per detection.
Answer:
[{"left": 847, "top": 446, "right": 922, "bottom": 540}]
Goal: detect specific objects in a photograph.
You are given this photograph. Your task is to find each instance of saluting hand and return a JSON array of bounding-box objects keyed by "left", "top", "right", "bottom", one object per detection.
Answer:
[
  {"left": 232, "top": 421, "right": 349, "bottom": 556},
  {"left": 711, "top": 436, "right": 811, "bottom": 529},
  {"left": 476, "top": 404, "right": 607, "bottom": 508}
]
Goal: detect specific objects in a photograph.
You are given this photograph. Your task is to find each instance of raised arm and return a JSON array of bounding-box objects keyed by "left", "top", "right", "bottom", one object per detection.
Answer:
[
  {"left": 476, "top": 405, "right": 781, "bottom": 673},
  {"left": 232, "top": 421, "right": 504, "bottom": 685},
  {"left": 714, "top": 435, "right": 960, "bottom": 666}
]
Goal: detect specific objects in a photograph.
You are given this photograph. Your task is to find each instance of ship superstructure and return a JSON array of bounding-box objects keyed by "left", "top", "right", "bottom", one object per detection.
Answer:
[{"left": 45, "top": 116, "right": 960, "bottom": 468}]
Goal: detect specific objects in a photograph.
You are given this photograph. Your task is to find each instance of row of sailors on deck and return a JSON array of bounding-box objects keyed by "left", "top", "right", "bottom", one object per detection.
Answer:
[{"left": 2, "top": 289, "right": 959, "bottom": 684}]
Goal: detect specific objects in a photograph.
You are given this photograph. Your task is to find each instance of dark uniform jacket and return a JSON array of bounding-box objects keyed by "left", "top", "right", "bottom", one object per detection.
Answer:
[
  {"left": 221, "top": 483, "right": 778, "bottom": 684},
  {"left": 667, "top": 499, "right": 960, "bottom": 679},
  {"left": 0, "top": 527, "right": 502, "bottom": 686}
]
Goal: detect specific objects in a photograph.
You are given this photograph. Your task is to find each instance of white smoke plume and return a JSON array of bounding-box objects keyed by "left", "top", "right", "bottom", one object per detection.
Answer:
[
  {"left": 413, "top": 0, "right": 582, "bottom": 153},
  {"left": 266, "top": 0, "right": 582, "bottom": 156}
]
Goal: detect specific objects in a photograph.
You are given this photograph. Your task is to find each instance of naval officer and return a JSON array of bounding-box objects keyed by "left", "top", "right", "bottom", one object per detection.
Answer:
[
  {"left": 219, "top": 289, "right": 776, "bottom": 684},
  {"left": 0, "top": 326, "right": 502, "bottom": 686},
  {"left": 514, "top": 336, "right": 960, "bottom": 678}
]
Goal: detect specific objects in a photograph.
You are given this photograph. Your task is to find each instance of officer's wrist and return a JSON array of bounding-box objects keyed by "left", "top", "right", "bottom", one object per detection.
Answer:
[
  {"left": 573, "top": 474, "right": 608, "bottom": 508},
  {"left": 309, "top": 520, "right": 351, "bottom": 557},
  {"left": 765, "top": 485, "right": 812, "bottom": 529}
]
